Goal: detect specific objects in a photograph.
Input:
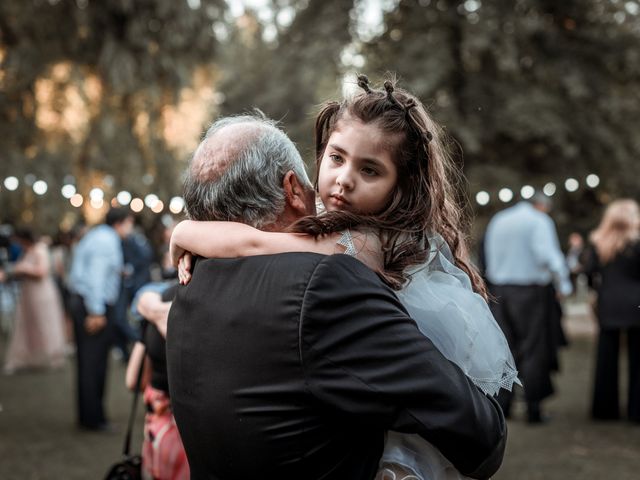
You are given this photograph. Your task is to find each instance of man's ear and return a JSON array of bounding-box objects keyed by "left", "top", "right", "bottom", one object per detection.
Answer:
[{"left": 283, "top": 171, "right": 314, "bottom": 217}]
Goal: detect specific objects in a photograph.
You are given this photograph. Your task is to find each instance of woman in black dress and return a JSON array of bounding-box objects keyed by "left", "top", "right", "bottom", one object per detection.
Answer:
[
  {"left": 126, "top": 285, "right": 189, "bottom": 479},
  {"left": 584, "top": 199, "right": 640, "bottom": 423}
]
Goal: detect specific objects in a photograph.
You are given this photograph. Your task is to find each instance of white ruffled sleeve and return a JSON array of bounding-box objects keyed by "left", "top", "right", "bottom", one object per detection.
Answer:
[
  {"left": 338, "top": 230, "right": 518, "bottom": 480},
  {"left": 396, "top": 234, "right": 519, "bottom": 396}
]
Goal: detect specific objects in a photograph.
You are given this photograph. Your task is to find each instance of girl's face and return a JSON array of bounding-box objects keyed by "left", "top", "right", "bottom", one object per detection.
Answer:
[{"left": 318, "top": 119, "right": 398, "bottom": 215}]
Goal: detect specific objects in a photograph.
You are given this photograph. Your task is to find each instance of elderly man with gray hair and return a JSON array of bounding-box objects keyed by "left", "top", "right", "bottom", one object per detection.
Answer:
[
  {"left": 181, "top": 114, "right": 314, "bottom": 229},
  {"left": 166, "top": 112, "right": 506, "bottom": 479}
]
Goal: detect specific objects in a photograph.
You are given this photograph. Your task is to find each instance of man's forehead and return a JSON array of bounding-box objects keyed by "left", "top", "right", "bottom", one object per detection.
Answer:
[{"left": 191, "top": 123, "right": 261, "bottom": 180}]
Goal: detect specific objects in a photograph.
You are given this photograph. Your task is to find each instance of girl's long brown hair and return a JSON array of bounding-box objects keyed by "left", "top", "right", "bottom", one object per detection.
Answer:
[
  {"left": 590, "top": 199, "right": 640, "bottom": 264},
  {"left": 290, "top": 75, "right": 487, "bottom": 299}
]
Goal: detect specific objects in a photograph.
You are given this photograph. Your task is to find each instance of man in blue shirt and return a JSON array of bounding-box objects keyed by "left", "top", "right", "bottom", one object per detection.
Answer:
[
  {"left": 484, "top": 193, "right": 572, "bottom": 423},
  {"left": 68, "top": 207, "right": 134, "bottom": 430}
]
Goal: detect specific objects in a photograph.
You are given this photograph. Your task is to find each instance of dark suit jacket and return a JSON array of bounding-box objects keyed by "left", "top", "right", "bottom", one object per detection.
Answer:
[
  {"left": 167, "top": 253, "right": 506, "bottom": 480},
  {"left": 583, "top": 241, "right": 640, "bottom": 329}
]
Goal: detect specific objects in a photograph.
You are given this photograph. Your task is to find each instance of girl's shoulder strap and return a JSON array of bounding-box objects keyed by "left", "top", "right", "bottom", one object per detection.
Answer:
[{"left": 336, "top": 229, "right": 383, "bottom": 272}]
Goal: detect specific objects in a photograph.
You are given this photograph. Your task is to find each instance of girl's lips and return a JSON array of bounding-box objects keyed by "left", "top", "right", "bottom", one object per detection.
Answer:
[{"left": 330, "top": 194, "right": 350, "bottom": 206}]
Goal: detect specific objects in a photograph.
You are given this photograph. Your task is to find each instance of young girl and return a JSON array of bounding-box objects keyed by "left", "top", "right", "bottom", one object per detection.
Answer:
[{"left": 170, "top": 76, "right": 518, "bottom": 480}]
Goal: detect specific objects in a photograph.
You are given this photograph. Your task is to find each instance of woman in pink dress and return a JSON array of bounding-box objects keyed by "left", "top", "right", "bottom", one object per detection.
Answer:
[{"left": 2, "top": 228, "right": 67, "bottom": 373}]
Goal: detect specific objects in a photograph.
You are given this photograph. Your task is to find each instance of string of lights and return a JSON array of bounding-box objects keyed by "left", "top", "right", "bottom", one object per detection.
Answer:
[
  {"left": 1, "top": 172, "right": 601, "bottom": 214},
  {"left": 1, "top": 175, "right": 185, "bottom": 215},
  {"left": 473, "top": 173, "right": 601, "bottom": 206}
]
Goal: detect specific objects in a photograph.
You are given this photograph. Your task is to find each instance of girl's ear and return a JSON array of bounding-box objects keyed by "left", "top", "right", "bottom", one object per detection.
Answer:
[{"left": 283, "top": 171, "right": 316, "bottom": 218}]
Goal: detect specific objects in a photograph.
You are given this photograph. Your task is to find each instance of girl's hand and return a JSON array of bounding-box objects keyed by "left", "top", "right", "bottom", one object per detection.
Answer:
[
  {"left": 178, "top": 253, "right": 193, "bottom": 285},
  {"left": 170, "top": 237, "right": 186, "bottom": 268}
]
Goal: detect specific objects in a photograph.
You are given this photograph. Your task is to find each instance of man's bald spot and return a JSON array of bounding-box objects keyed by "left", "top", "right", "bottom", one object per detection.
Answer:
[{"left": 191, "top": 123, "right": 264, "bottom": 182}]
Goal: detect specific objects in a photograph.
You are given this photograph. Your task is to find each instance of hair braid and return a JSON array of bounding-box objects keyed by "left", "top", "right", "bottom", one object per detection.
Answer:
[{"left": 357, "top": 74, "right": 372, "bottom": 93}]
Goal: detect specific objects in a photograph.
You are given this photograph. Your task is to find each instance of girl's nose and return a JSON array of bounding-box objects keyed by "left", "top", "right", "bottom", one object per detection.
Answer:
[{"left": 336, "top": 169, "right": 354, "bottom": 190}]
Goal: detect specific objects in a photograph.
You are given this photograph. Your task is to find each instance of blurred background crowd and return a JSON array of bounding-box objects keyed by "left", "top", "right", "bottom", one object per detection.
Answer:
[{"left": 1, "top": 0, "right": 639, "bottom": 478}]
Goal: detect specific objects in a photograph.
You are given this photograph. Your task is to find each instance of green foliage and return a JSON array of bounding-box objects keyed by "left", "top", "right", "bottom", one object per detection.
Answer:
[
  {"left": 0, "top": 0, "right": 225, "bottom": 227},
  {"left": 217, "top": 0, "right": 354, "bottom": 164},
  {"left": 361, "top": 0, "right": 640, "bottom": 235},
  {"left": 1, "top": 0, "right": 638, "bottom": 238}
]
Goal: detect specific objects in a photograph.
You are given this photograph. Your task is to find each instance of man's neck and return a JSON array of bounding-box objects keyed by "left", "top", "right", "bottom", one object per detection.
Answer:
[
  {"left": 261, "top": 219, "right": 290, "bottom": 233},
  {"left": 264, "top": 208, "right": 306, "bottom": 233}
]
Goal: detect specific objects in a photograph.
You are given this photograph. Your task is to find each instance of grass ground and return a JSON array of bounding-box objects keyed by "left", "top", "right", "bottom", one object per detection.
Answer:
[
  {"left": 494, "top": 336, "right": 640, "bottom": 479},
  {"left": 0, "top": 304, "right": 638, "bottom": 479}
]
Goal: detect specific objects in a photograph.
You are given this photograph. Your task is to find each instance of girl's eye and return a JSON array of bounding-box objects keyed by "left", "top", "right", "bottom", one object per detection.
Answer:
[
  {"left": 361, "top": 167, "right": 378, "bottom": 176},
  {"left": 329, "top": 154, "right": 343, "bottom": 164}
]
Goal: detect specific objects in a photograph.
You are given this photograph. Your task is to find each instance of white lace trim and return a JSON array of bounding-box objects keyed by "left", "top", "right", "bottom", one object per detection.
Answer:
[{"left": 337, "top": 230, "right": 358, "bottom": 256}]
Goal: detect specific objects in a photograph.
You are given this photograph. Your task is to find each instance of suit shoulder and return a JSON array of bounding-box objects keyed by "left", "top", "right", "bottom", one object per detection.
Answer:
[
  {"left": 315, "top": 253, "right": 382, "bottom": 280},
  {"left": 196, "top": 252, "right": 327, "bottom": 269},
  {"left": 306, "top": 254, "right": 395, "bottom": 302},
  {"left": 190, "top": 252, "right": 329, "bottom": 287}
]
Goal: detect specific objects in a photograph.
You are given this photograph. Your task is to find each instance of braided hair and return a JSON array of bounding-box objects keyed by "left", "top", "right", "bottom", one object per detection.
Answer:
[{"left": 290, "top": 75, "right": 487, "bottom": 299}]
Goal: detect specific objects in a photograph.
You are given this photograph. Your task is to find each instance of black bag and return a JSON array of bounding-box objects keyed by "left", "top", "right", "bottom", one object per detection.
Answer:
[
  {"left": 105, "top": 333, "right": 147, "bottom": 480},
  {"left": 104, "top": 455, "right": 142, "bottom": 480}
]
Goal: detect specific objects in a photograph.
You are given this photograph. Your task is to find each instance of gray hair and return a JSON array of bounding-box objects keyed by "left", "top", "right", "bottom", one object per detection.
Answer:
[
  {"left": 183, "top": 113, "right": 312, "bottom": 227},
  {"left": 530, "top": 191, "right": 552, "bottom": 210}
]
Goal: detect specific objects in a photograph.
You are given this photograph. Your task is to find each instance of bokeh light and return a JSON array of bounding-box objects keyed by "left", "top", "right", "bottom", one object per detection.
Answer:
[
  {"left": 130, "top": 198, "right": 144, "bottom": 212},
  {"left": 498, "top": 188, "right": 513, "bottom": 203},
  {"left": 70, "top": 194, "right": 84, "bottom": 207},
  {"left": 169, "top": 196, "right": 185, "bottom": 214},
  {"left": 4, "top": 176, "right": 19, "bottom": 191},
  {"left": 144, "top": 193, "right": 159, "bottom": 209},
  {"left": 151, "top": 200, "right": 164, "bottom": 213},
  {"left": 543, "top": 182, "right": 557, "bottom": 196},
  {"left": 61, "top": 184, "right": 76, "bottom": 198},
  {"left": 117, "top": 190, "right": 132, "bottom": 205},
  {"left": 475, "top": 191, "right": 490, "bottom": 206},
  {"left": 520, "top": 185, "right": 535, "bottom": 199},
  {"left": 565, "top": 178, "right": 579, "bottom": 192},
  {"left": 89, "top": 187, "right": 104, "bottom": 200},
  {"left": 33, "top": 180, "right": 48, "bottom": 195},
  {"left": 586, "top": 174, "right": 600, "bottom": 188}
]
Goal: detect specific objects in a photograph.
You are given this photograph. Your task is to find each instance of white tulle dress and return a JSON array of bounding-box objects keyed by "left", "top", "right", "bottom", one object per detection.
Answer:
[{"left": 337, "top": 231, "right": 520, "bottom": 480}]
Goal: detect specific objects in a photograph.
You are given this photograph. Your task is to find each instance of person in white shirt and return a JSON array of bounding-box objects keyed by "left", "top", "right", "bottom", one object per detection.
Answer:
[
  {"left": 484, "top": 192, "right": 572, "bottom": 423},
  {"left": 68, "top": 207, "right": 134, "bottom": 431}
]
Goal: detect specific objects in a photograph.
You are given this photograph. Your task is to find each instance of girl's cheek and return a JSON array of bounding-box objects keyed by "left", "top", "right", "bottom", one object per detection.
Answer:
[{"left": 316, "top": 181, "right": 328, "bottom": 198}]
